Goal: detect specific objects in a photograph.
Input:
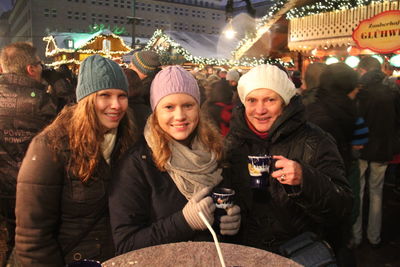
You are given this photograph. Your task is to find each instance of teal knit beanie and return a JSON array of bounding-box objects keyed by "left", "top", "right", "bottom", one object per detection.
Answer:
[{"left": 76, "top": 55, "right": 128, "bottom": 101}]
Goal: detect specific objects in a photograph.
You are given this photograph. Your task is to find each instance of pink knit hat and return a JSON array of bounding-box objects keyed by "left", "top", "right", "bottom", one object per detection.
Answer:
[{"left": 150, "top": 65, "right": 200, "bottom": 110}]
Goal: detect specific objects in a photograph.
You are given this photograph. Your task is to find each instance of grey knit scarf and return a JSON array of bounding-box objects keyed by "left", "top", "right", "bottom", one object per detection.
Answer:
[{"left": 144, "top": 123, "right": 222, "bottom": 200}]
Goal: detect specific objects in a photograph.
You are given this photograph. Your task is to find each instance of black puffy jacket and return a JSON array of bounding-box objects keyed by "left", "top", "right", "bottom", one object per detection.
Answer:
[
  {"left": 357, "top": 70, "right": 400, "bottom": 161},
  {"left": 109, "top": 137, "right": 213, "bottom": 254},
  {"left": 0, "top": 73, "right": 57, "bottom": 227},
  {"left": 305, "top": 88, "right": 357, "bottom": 174},
  {"left": 224, "top": 96, "right": 353, "bottom": 252},
  {"left": 15, "top": 118, "right": 125, "bottom": 265}
]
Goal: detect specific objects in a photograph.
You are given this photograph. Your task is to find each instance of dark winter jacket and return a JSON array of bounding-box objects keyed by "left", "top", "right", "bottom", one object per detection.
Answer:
[
  {"left": 305, "top": 89, "right": 357, "bottom": 174},
  {"left": 224, "top": 96, "right": 353, "bottom": 253},
  {"left": 137, "top": 68, "right": 161, "bottom": 107},
  {"left": 109, "top": 137, "right": 212, "bottom": 254},
  {"left": 124, "top": 68, "right": 151, "bottom": 133},
  {"left": 42, "top": 68, "right": 76, "bottom": 111},
  {"left": 15, "top": 125, "right": 124, "bottom": 265},
  {"left": 0, "top": 73, "right": 57, "bottom": 229},
  {"left": 301, "top": 87, "right": 318, "bottom": 106},
  {"left": 128, "top": 98, "right": 151, "bottom": 134},
  {"left": 357, "top": 70, "right": 400, "bottom": 161}
]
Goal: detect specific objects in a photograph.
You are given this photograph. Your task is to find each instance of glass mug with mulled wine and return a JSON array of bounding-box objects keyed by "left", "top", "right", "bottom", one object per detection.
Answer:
[
  {"left": 247, "top": 155, "right": 277, "bottom": 189},
  {"left": 211, "top": 187, "right": 235, "bottom": 234}
]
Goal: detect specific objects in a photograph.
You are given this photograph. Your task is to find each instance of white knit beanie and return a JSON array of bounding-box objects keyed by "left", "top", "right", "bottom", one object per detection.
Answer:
[
  {"left": 226, "top": 69, "right": 240, "bottom": 82},
  {"left": 237, "top": 64, "right": 296, "bottom": 105}
]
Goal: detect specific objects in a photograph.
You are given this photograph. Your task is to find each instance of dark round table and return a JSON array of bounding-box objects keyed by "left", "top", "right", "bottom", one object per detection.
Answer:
[{"left": 102, "top": 241, "right": 302, "bottom": 266}]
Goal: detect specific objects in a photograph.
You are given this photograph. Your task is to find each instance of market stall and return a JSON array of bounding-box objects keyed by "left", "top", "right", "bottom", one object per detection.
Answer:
[
  {"left": 233, "top": 0, "right": 400, "bottom": 72},
  {"left": 43, "top": 29, "right": 132, "bottom": 70},
  {"left": 287, "top": 0, "right": 400, "bottom": 70}
]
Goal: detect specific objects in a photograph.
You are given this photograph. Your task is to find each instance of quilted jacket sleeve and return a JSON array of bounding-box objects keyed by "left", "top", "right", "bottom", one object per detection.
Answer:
[
  {"left": 15, "top": 136, "right": 64, "bottom": 266},
  {"left": 287, "top": 133, "right": 354, "bottom": 225}
]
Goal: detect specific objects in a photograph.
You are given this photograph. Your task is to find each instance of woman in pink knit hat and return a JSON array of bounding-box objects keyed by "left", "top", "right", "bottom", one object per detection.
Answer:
[{"left": 109, "top": 65, "right": 241, "bottom": 254}]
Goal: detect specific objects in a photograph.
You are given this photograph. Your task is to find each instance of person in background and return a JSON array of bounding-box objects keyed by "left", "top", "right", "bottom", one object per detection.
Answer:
[
  {"left": 41, "top": 66, "right": 76, "bottom": 111},
  {"left": 304, "top": 62, "right": 360, "bottom": 266},
  {"left": 305, "top": 62, "right": 359, "bottom": 173},
  {"left": 202, "top": 73, "right": 221, "bottom": 104},
  {"left": 290, "top": 70, "right": 302, "bottom": 89},
  {"left": 109, "top": 66, "right": 240, "bottom": 254},
  {"left": 217, "top": 68, "right": 228, "bottom": 79},
  {"left": 123, "top": 68, "right": 151, "bottom": 133},
  {"left": 351, "top": 56, "right": 400, "bottom": 249},
  {"left": 226, "top": 69, "right": 240, "bottom": 88},
  {"left": 129, "top": 50, "right": 161, "bottom": 106},
  {"left": 201, "top": 78, "right": 234, "bottom": 137},
  {"left": 15, "top": 55, "right": 136, "bottom": 266},
  {"left": 225, "top": 64, "right": 353, "bottom": 256},
  {"left": 0, "top": 42, "right": 58, "bottom": 264},
  {"left": 58, "top": 64, "right": 77, "bottom": 89},
  {"left": 301, "top": 62, "right": 327, "bottom": 106},
  {"left": 226, "top": 69, "right": 241, "bottom": 106},
  {"left": 206, "top": 66, "right": 215, "bottom": 77},
  {"left": 193, "top": 71, "right": 207, "bottom": 106}
]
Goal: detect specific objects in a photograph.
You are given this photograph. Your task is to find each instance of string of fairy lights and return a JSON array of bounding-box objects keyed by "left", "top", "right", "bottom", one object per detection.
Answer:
[
  {"left": 257, "top": 0, "right": 288, "bottom": 29},
  {"left": 286, "top": 0, "right": 388, "bottom": 19},
  {"left": 144, "top": 29, "right": 291, "bottom": 68}
]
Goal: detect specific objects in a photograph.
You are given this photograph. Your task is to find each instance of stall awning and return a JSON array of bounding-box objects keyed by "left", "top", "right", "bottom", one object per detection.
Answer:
[{"left": 288, "top": 1, "right": 399, "bottom": 53}]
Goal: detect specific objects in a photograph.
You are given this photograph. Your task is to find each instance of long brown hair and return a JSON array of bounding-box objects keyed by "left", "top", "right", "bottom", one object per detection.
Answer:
[
  {"left": 43, "top": 93, "right": 136, "bottom": 182},
  {"left": 147, "top": 112, "right": 223, "bottom": 171}
]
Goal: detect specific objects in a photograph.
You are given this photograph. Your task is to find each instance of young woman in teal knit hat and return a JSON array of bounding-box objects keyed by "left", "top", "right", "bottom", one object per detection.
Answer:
[
  {"left": 109, "top": 65, "right": 241, "bottom": 254},
  {"left": 14, "top": 55, "right": 137, "bottom": 265}
]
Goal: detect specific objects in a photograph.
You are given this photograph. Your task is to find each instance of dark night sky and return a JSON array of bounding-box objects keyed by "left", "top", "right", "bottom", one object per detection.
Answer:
[{"left": 0, "top": 0, "right": 13, "bottom": 15}]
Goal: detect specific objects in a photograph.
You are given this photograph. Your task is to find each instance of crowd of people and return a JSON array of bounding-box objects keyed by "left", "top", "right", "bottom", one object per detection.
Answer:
[{"left": 0, "top": 41, "right": 400, "bottom": 266}]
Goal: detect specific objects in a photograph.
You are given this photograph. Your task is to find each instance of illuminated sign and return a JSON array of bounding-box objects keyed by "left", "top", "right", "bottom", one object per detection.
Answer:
[{"left": 352, "top": 10, "right": 400, "bottom": 54}]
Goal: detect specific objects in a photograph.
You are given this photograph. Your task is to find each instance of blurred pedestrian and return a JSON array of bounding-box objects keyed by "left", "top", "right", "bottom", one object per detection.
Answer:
[
  {"left": 352, "top": 56, "right": 400, "bottom": 249},
  {"left": 124, "top": 68, "right": 151, "bottom": 133},
  {"left": 58, "top": 64, "right": 77, "bottom": 89},
  {"left": 305, "top": 62, "right": 360, "bottom": 265},
  {"left": 201, "top": 79, "right": 234, "bottom": 136},
  {"left": 0, "top": 42, "right": 58, "bottom": 263},
  {"left": 301, "top": 62, "right": 327, "bottom": 105},
  {"left": 217, "top": 68, "right": 228, "bottom": 79},
  {"left": 305, "top": 62, "right": 360, "bottom": 173},
  {"left": 42, "top": 66, "right": 76, "bottom": 111},
  {"left": 226, "top": 69, "right": 240, "bottom": 106},
  {"left": 129, "top": 50, "right": 161, "bottom": 106},
  {"left": 291, "top": 70, "right": 302, "bottom": 89}
]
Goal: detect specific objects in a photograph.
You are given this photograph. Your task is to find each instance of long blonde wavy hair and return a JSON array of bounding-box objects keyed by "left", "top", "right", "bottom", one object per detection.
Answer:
[
  {"left": 43, "top": 93, "right": 136, "bottom": 182},
  {"left": 147, "top": 111, "right": 223, "bottom": 171}
]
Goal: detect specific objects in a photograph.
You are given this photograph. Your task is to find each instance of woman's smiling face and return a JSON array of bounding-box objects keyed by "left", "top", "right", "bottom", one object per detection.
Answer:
[
  {"left": 94, "top": 89, "right": 128, "bottom": 132},
  {"left": 155, "top": 93, "right": 199, "bottom": 141},
  {"left": 244, "top": 88, "right": 284, "bottom": 132}
]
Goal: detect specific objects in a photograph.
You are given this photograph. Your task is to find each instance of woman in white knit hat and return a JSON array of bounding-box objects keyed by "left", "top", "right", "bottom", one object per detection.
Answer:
[
  {"left": 109, "top": 65, "right": 241, "bottom": 254},
  {"left": 225, "top": 64, "right": 353, "bottom": 265}
]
